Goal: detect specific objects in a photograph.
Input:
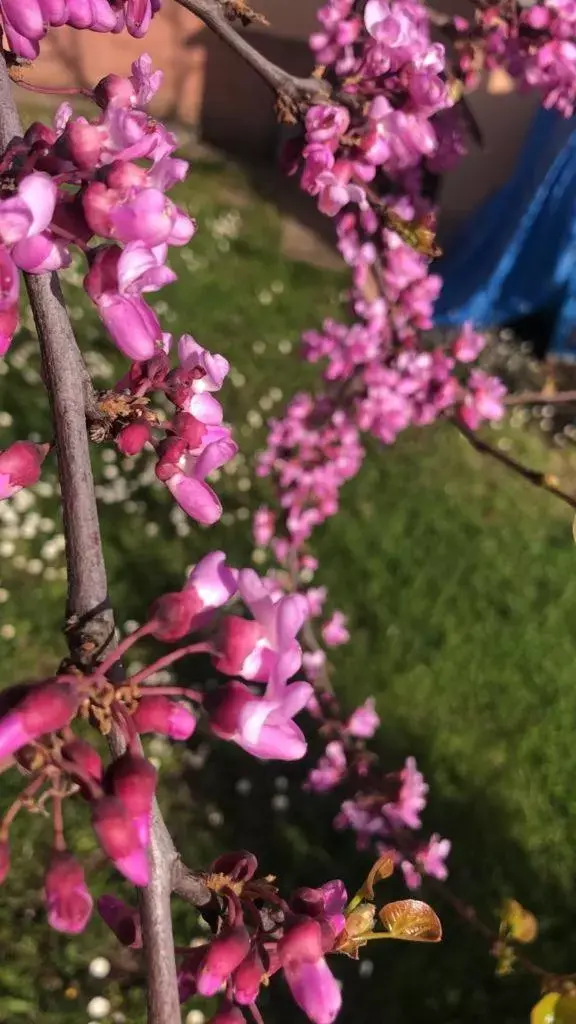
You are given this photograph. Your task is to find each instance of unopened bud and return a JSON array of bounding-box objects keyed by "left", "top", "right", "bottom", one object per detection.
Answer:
[
  {"left": 45, "top": 852, "right": 93, "bottom": 935},
  {"left": 0, "top": 441, "right": 49, "bottom": 500},
  {"left": 92, "top": 796, "right": 149, "bottom": 886},
  {"left": 209, "top": 1005, "right": 246, "bottom": 1024},
  {"left": 132, "top": 695, "right": 196, "bottom": 740},
  {"left": 148, "top": 589, "right": 203, "bottom": 641},
  {"left": 116, "top": 422, "right": 153, "bottom": 456},
  {"left": 171, "top": 412, "right": 206, "bottom": 448},
  {"left": 106, "top": 753, "right": 156, "bottom": 847},
  {"left": 0, "top": 682, "right": 78, "bottom": 760},
  {"left": 97, "top": 894, "right": 142, "bottom": 948},
  {"left": 197, "top": 927, "right": 251, "bottom": 996},
  {"left": 61, "top": 738, "right": 103, "bottom": 797},
  {"left": 232, "top": 947, "right": 265, "bottom": 1005}
]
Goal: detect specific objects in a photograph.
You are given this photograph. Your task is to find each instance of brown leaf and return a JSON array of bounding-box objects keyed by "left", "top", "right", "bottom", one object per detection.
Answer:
[
  {"left": 361, "top": 855, "right": 395, "bottom": 899},
  {"left": 379, "top": 900, "right": 442, "bottom": 942}
]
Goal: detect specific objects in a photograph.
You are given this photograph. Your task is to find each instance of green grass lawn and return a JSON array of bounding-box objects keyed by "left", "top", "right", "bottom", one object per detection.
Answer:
[{"left": 2, "top": 154, "right": 576, "bottom": 1023}]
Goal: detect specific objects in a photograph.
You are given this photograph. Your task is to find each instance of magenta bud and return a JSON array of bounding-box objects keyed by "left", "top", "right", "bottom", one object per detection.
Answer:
[
  {"left": 84, "top": 244, "right": 121, "bottom": 301},
  {"left": 106, "top": 753, "right": 157, "bottom": 847},
  {"left": 24, "top": 122, "right": 57, "bottom": 148},
  {"left": 92, "top": 796, "right": 149, "bottom": 886},
  {"left": 209, "top": 1005, "right": 246, "bottom": 1024},
  {"left": 116, "top": 422, "right": 153, "bottom": 456},
  {"left": 104, "top": 160, "right": 148, "bottom": 192},
  {"left": 171, "top": 411, "right": 206, "bottom": 448},
  {"left": 291, "top": 888, "right": 325, "bottom": 917},
  {"left": 214, "top": 617, "right": 263, "bottom": 676},
  {"left": 0, "top": 682, "right": 78, "bottom": 760},
  {"left": 61, "top": 738, "right": 103, "bottom": 797},
  {"left": 0, "top": 440, "right": 49, "bottom": 500},
  {"left": 210, "top": 851, "right": 258, "bottom": 882},
  {"left": 94, "top": 73, "right": 136, "bottom": 109},
  {"left": 0, "top": 839, "right": 9, "bottom": 884},
  {"left": 81, "top": 180, "right": 117, "bottom": 237},
  {"left": 232, "top": 947, "right": 265, "bottom": 1005},
  {"left": 279, "top": 920, "right": 324, "bottom": 966},
  {"left": 148, "top": 589, "right": 203, "bottom": 641},
  {"left": 132, "top": 695, "right": 196, "bottom": 741},
  {"left": 154, "top": 437, "right": 187, "bottom": 483},
  {"left": 197, "top": 928, "right": 251, "bottom": 996},
  {"left": 97, "top": 894, "right": 142, "bottom": 948},
  {"left": 45, "top": 852, "right": 93, "bottom": 935},
  {"left": 63, "top": 121, "right": 106, "bottom": 170}
]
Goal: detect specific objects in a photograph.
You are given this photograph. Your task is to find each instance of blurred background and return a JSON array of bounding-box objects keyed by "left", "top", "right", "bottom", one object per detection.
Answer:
[{"left": 2, "top": 13, "right": 576, "bottom": 1024}]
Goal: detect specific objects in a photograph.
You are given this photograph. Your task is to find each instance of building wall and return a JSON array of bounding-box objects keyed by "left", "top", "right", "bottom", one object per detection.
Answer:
[{"left": 22, "top": 3, "right": 539, "bottom": 226}]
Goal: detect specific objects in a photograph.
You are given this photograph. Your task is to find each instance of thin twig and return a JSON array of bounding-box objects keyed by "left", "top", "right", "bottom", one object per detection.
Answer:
[
  {"left": 175, "top": 0, "right": 330, "bottom": 102},
  {"left": 452, "top": 419, "right": 576, "bottom": 513}
]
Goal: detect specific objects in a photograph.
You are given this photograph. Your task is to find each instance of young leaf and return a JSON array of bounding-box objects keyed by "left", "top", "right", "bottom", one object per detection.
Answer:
[
  {"left": 379, "top": 900, "right": 442, "bottom": 942},
  {"left": 500, "top": 898, "right": 538, "bottom": 944}
]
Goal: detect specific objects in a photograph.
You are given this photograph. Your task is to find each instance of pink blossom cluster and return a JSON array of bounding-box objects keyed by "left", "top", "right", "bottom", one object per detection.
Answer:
[
  {"left": 288, "top": 0, "right": 451, "bottom": 220},
  {"left": 176, "top": 852, "right": 347, "bottom": 1024},
  {"left": 449, "top": 1, "right": 576, "bottom": 117},
  {"left": 0, "top": 551, "right": 318, "bottom": 936},
  {"left": 0, "top": 56, "right": 189, "bottom": 361},
  {"left": 0, "top": 0, "right": 160, "bottom": 59}
]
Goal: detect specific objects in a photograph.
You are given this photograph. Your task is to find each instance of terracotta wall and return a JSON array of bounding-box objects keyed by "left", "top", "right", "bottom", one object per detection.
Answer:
[{"left": 22, "top": 2, "right": 539, "bottom": 226}]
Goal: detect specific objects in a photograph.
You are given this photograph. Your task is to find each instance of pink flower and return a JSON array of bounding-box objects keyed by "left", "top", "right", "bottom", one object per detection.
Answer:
[
  {"left": 279, "top": 920, "right": 342, "bottom": 1024},
  {"left": 91, "top": 796, "right": 149, "bottom": 886},
  {"left": 346, "top": 697, "right": 380, "bottom": 738},
  {"left": 196, "top": 928, "right": 251, "bottom": 997},
  {"left": 161, "top": 426, "right": 238, "bottom": 525},
  {"left": 385, "top": 756, "right": 428, "bottom": 830},
  {"left": 44, "top": 853, "right": 93, "bottom": 934},
  {"left": 232, "top": 947, "right": 265, "bottom": 1005},
  {"left": 106, "top": 753, "right": 157, "bottom": 848},
  {"left": 321, "top": 611, "right": 350, "bottom": 647},
  {"left": 208, "top": 679, "right": 313, "bottom": 760},
  {"left": 306, "top": 741, "right": 347, "bottom": 792},
  {"left": 0, "top": 681, "right": 78, "bottom": 760},
  {"left": 253, "top": 506, "right": 276, "bottom": 547},
  {"left": 460, "top": 370, "right": 507, "bottom": 429},
  {"left": 0, "top": 441, "right": 48, "bottom": 499},
  {"left": 401, "top": 834, "right": 451, "bottom": 889},
  {"left": 132, "top": 696, "right": 197, "bottom": 740},
  {"left": 228, "top": 569, "right": 309, "bottom": 684},
  {"left": 453, "top": 323, "right": 486, "bottom": 363},
  {"left": 0, "top": 173, "right": 57, "bottom": 246}
]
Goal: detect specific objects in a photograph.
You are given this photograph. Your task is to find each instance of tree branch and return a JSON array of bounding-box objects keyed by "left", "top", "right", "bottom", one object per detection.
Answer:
[
  {"left": 175, "top": 0, "right": 330, "bottom": 102},
  {"left": 0, "top": 51, "right": 185, "bottom": 1024},
  {"left": 452, "top": 419, "right": 576, "bottom": 513}
]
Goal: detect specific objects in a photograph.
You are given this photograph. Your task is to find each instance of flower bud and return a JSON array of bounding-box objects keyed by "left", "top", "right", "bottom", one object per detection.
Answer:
[
  {"left": 106, "top": 753, "right": 157, "bottom": 847},
  {"left": 97, "top": 894, "right": 142, "bottom": 948},
  {"left": 154, "top": 437, "right": 186, "bottom": 483},
  {"left": 61, "top": 738, "right": 103, "bottom": 797},
  {"left": 209, "top": 1005, "right": 246, "bottom": 1024},
  {"left": 63, "top": 121, "right": 106, "bottom": 170},
  {"left": 44, "top": 852, "right": 93, "bottom": 934},
  {"left": 116, "top": 422, "right": 153, "bottom": 456},
  {"left": 213, "top": 617, "right": 264, "bottom": 677},
  {"left": 232, "top": 947, "right": 265, "bottom": 1005},
  {"left": 171, "top": 411, "right": 206, "bottom": 448},
  {"left": 132, "top": 695, "right": 196, "bottom": 741},
  {"left": 0, "top": 681, "right": 78, "bottom": 760},
  {"left": 0, "top": 440, "right": 49, "bottom": 500},
  {"left": 148, "top": 588, "right": 204, "bottom": 641},
  {"left": 291, "top": 888, "right": 325, "bottom": 918},
  {"left": 94, "top": 73, "right": 136, "bottom": 109},
  {"left": 92, "top": 796, "right": 149, "bottom": 886},
  {"left": 196, "top": 927, "right": 251, "bottom": 997},
  {"left": 279, "top": 920, "right": 324, "bottom": 966},
  {"left": 210, "top": 851, "right": 258, "bottom": 882}
]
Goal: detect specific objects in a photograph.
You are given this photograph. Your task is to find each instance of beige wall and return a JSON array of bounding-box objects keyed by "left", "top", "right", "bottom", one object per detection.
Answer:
[{"left": 20, "top": 4, "right": 539, "bottom": 227}]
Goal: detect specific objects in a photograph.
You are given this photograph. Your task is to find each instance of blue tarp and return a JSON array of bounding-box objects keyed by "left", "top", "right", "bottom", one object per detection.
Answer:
[{"left": 434, "top": 109, "right": 576, "bottom": 358}]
